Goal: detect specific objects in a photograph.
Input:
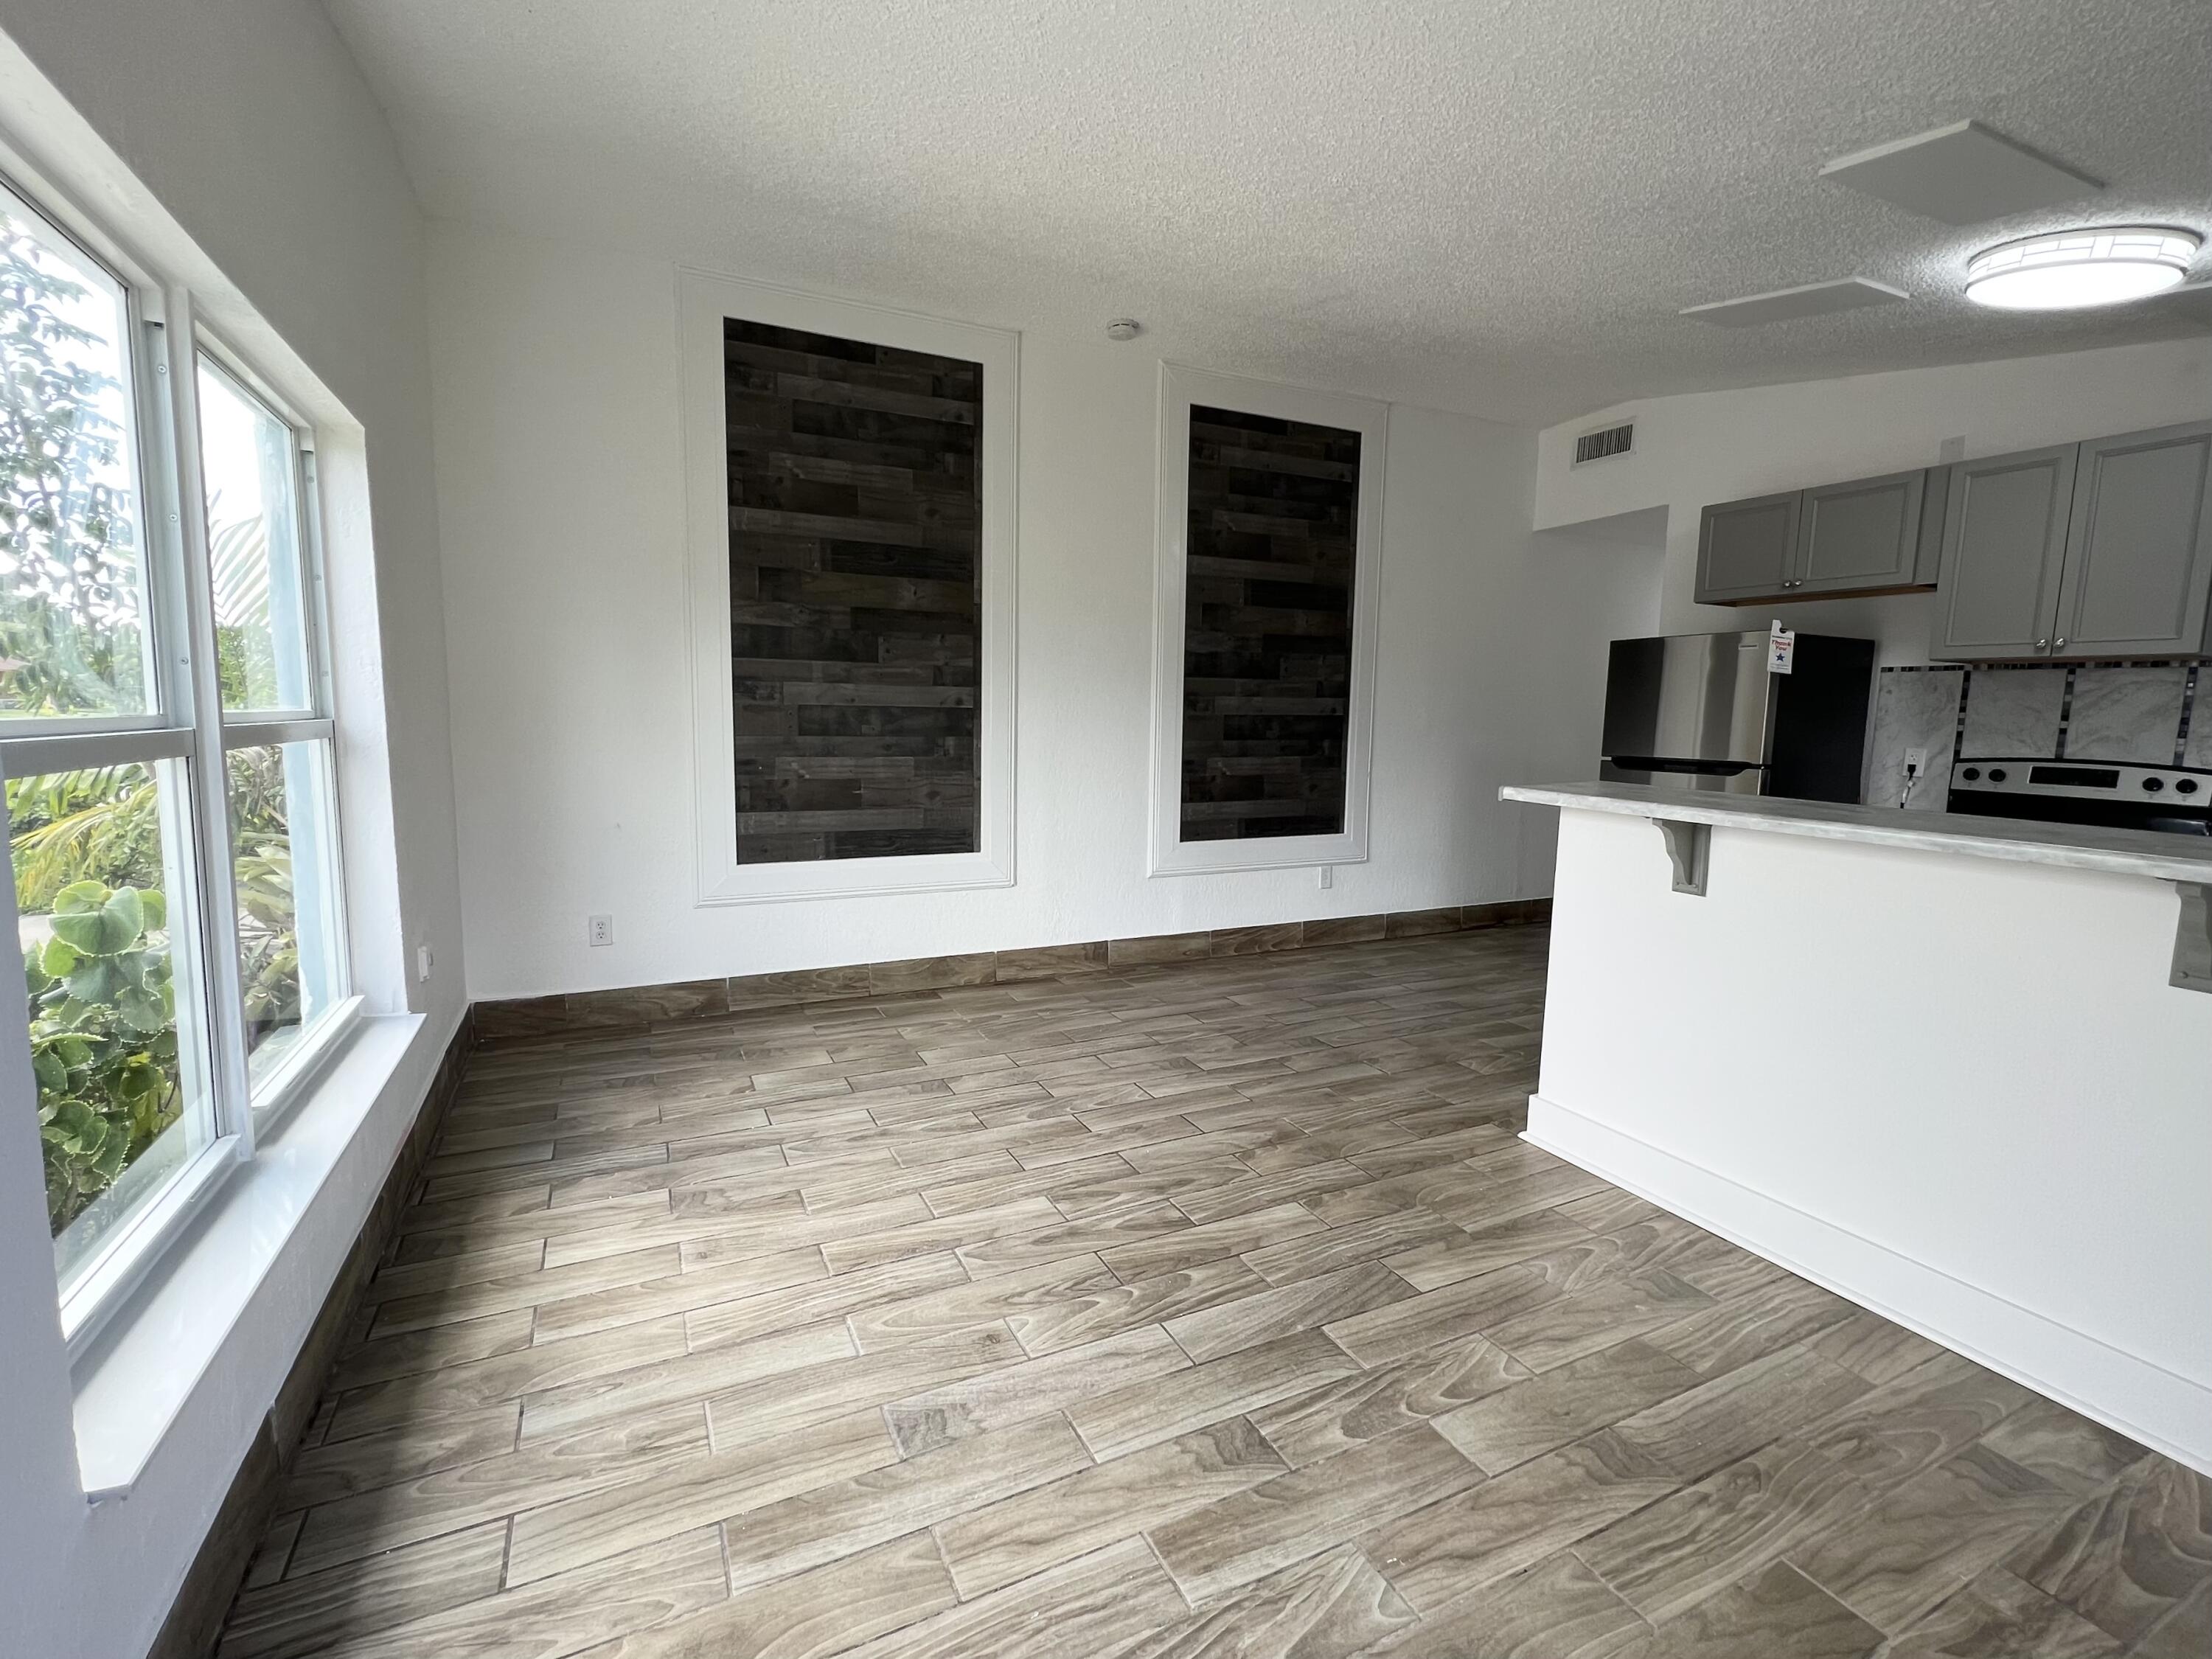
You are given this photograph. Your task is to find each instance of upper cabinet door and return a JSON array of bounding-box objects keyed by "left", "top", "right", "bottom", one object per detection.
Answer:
[
  {"left": 1793, "top": 469, "right": 1929, "bottom": 596},
  {"left": 1695, "top": 491, "right": 1801, "bottom": 605},
  {"left": 2051, "top": 422, "right": 2212, "bottom": 658},
  {"left": 1930, "top": 446, "right": 2077, "bottom": 660}
]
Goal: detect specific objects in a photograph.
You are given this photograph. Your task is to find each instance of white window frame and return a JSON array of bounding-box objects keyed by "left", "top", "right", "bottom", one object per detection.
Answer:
[
  {"left": 192, "top": 338, "right": 360, "bottom": 1131},
  {"left": 0, "top": 162, "right": 358, "bottom": 1358},
  {"left": 678, "top": 268, "right": 1017, "bottom": 903},
  {"left": 1148, "top": 363, "right": 1387, "bottom": 877}
]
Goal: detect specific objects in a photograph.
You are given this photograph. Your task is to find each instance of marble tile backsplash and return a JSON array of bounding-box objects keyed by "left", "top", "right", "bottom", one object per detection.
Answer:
[
  {"left": 1959, "top": 666, "right": 2068, "bottom": 759},
  {"left": 1863, "top": 667, "right": 1964, "bottom": 811},
  {"left": 2067, "top": 666, "right": 2188, "bottom": 765},
  {"left": 1861, "top": 659, "right": 2205, "bottom": 807}
]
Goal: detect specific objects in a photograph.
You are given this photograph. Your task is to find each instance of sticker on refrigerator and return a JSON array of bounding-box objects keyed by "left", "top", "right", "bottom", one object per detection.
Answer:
[{"left": 1767, "top": 623, "right": 1795, "bottom": 675}]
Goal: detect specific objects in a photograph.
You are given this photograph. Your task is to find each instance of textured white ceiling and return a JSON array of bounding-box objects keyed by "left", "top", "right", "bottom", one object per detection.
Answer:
[{"left": 325, "top": 0, "right": 2212, "bottom": 424}]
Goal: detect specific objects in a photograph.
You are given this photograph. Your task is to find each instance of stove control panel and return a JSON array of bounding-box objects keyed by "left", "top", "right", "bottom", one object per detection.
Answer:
[{"left": 1952, "top": 759, "right": 2209, "bottom": 802}]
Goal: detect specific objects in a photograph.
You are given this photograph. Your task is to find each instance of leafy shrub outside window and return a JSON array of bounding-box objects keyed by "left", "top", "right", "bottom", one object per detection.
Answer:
[
  {"left": 0, "top": 208, "right": 148, "bottom": 718},
  {"left": 24, "top": 871, "right": 175, "bottom": 1231}
]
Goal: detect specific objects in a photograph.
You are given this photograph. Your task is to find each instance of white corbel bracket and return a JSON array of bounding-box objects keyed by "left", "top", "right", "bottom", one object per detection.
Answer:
[
  {"left": 2172, "top": 882, "right": 2212, "bottom": 993},
  {"left": 1655, "top": 818, "right": 1710, "bottom": 896}
]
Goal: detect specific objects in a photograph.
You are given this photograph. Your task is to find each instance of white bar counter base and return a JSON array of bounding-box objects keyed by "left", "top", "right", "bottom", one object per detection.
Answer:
[{"left": 1505, "top": 781, "right": 2212, "bottom": 1476}]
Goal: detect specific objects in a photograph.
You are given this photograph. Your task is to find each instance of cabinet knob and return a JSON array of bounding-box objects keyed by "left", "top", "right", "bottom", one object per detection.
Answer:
[
  {"left": 2054, "top": 636, "right": 2067, "bottom": 651},
  {"left": 2035, "top": 637, "right": 2051, "bottom": 651}
]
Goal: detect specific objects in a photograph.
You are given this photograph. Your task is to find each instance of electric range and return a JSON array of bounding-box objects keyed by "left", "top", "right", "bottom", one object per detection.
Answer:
[{"left": 1947, "top": 757, "right": 2212, "bottom": 837}]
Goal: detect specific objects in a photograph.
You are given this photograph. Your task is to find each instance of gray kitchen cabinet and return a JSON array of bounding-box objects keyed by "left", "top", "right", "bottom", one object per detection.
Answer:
[
  {"left": 1794, "top": 467, "right": 1937, "bottom": 596},
  {"left": 2051, "top": 422, "right": 2212, "bottom": 658},
  {"left": 1928, "top": 421, "right": 2212, "bottom": 661},
  {"left": 1694, "top": 470, "right": 1939, "bottom": 605},
  {"left": 1930, "top": 445, "right": 2076, "bottom": 659},
  {"left": 1695, "top": 491, "right": 1800, "bottom": 603}
]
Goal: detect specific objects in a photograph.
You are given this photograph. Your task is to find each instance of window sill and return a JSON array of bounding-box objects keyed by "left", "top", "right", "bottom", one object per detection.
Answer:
[
  {"left": 60, "top": 999, "right": 367, "bottom": 1363},
  {"left": 71, "top": 1010, "right": 427, "bottom": 1503}
]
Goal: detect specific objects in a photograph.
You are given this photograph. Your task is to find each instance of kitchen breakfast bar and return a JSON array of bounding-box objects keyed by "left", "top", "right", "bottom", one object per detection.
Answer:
[{"left": 1504, "top": 781, "right": 2212, "bottom": 1475}]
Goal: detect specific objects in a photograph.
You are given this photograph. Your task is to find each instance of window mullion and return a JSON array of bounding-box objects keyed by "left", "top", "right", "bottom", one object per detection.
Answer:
[{"left": 156, "top": 288, "right": 257, "bottom": 1161}]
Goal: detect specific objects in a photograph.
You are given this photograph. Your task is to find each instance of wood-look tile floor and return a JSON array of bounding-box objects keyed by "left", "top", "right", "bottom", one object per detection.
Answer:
[{"left": 221, "top": 928, "right": 2212, "bottom": 1659}]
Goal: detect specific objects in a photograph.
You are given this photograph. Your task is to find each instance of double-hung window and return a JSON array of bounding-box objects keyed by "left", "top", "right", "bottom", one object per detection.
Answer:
[{"left": 1, "top": 172, "right": 352, "bottom": 1350}]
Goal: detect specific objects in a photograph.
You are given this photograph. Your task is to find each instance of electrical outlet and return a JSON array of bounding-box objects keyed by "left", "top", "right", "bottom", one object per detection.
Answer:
[
  {"left": 1318, "top": 865, "right": 1333, "bottom": 890},
  {"left": 588, "top": 914, "right": 614, "bottom": 947},
  {"left": 1904, "top": 747, "right": 1930, "bottom": 777},
  {"left": 415, "top": 943, "right": 433, "bottom": 983}
]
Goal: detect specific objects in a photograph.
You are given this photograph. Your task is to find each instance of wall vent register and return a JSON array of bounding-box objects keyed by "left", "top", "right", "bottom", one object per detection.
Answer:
[{"left": 1573, "top": 422, "right": 1635, "bottom": 465}]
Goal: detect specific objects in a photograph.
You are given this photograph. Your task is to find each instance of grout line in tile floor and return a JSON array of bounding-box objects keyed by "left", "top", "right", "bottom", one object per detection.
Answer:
[{"left": 215, "top": 928, "right": 2211, "bottom": 1659}]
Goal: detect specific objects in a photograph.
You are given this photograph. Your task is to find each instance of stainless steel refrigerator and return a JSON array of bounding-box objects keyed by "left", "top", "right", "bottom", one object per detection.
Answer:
[{"left": 1599, "top": 630, "right": 1876, "bottom": 802}]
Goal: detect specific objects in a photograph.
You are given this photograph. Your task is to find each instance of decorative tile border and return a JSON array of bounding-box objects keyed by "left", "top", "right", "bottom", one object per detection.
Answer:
[{"left": 475, "top": 899, "right": 1553, "bottom": 1043}]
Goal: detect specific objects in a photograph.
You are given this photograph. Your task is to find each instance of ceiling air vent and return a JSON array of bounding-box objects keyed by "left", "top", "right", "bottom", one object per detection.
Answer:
[{"left": 1573, "top": 422, "right": 1634, "bottom": 466}]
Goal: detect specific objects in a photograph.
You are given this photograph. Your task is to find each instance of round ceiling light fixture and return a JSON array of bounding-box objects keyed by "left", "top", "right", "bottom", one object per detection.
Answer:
[{"left": 1965, "top": 226, "right": 2200, "bottom": 310}]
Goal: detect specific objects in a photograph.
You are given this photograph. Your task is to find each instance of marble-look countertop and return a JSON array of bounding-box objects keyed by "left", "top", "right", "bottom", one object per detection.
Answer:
[{"left": 1501, "top": 781, "right": 2212, "bottom": 884}]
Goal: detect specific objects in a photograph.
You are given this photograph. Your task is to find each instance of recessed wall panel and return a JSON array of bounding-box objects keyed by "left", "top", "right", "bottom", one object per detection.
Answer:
[
  {"left": 1179, "top": 406, "right": 1362, "bottom": 842},
  {"left": 723, "top": 319, "right": 981, "bottom": 863}
]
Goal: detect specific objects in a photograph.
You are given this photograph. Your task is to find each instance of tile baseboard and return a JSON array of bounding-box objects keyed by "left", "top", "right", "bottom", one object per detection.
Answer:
[
  {"left": 1525, "top": 1092, "right": 2212, "bottom": 1480},
  {"left": 476, "top": 898, "right": 1553, "bottom": 1043},
  {"left": 147, "top": 1010, "right": 477, "bottom": 1659}
]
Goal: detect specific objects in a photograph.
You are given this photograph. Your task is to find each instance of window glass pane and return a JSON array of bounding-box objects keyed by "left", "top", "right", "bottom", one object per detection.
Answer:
[
  {"left": 10, "top": 759, "right": 215, "bottom": 1290},
  {"left": 0, "top": 185, "right": 154, "bottom": 720},
  {"left": 227, "top": 740, "right": 343, "bottom": 1090},
  {"left": 196, "top": 358, "right": 313, "bottom": 714}
]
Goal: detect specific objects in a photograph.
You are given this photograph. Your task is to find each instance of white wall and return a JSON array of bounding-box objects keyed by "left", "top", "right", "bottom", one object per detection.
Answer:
[
  {"left": 1531, "top": 337, "right": 2212, "bottom": 664},
  {"left": 431, "top": 228, "right": 1663, "bottom": 999},
  {"left": 0, "top": 6, "right": 464, "bottom": 1656},
  {"left": 1530, "top": 807, "right": 2212, "bottom": 1472}
]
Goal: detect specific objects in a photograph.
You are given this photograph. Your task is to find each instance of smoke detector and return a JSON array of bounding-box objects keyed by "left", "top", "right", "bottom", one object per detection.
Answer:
[{"left": 1105, "top": 319, "right": 1141, "bottom": 341}]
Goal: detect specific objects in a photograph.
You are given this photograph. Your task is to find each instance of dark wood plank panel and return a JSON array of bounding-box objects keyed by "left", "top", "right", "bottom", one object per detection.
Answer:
[
  {"left": 725, "top": 318, "right": 981, "bottom": 863},
  {"left": 1180, "top": 406, "right": 1362, "bottom": 842}
]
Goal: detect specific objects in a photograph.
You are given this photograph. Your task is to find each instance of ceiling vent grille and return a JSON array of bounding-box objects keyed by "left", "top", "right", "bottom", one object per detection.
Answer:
[{"left": 1573, "top": 422, "right": 1635, "bottom": 466}]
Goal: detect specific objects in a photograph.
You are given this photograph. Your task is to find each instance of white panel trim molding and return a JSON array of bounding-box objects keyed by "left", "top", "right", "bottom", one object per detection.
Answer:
[
  {"left": 1149, "top": 363, "right": 1387, "bottom": 876},
  {"left": 1526, "top": 1093, "right": 2212, "bottom": 1477},
  {"left": 679, "top": 268, "right": 1018, "bottom": 904}
]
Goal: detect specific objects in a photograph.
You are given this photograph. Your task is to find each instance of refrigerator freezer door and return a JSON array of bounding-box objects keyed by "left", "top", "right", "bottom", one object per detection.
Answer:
[
  {"left": 1597, "top": 754, "right": 1767, "bottom": 793},
  {"left": 1601, "top": 632, "right": 1776, "bottom": 768}
]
